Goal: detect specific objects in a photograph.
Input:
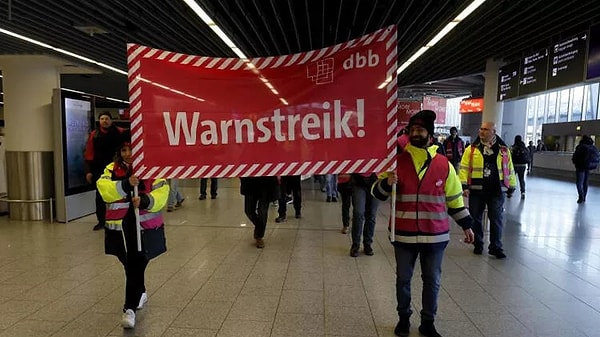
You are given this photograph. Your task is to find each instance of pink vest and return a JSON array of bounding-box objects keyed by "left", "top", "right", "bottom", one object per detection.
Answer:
[
  {"left": 395, "top": 152, "right": 450, "bottom": 242},
  {"left": 105, "top": 179, "right": 164, "bottom": 229}
]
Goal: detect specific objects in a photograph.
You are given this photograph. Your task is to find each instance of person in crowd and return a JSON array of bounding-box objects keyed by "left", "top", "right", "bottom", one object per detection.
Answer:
[
  {"left": 431, "top": 135, "right": 446, "bottom": 156},
  {"left": 314, "top": 175, "right": 327, "bottom": 192},
  {"left": 326, "top": 174, "right": 338, "bottom": 202},
  {"left": 536, "top": 139, "right": 546, "bottom": 152},
  {"left": 372, "top": 109, "right": 474, "bottom": 337},
  {"left": 572, "top": 135, "right": 600, "bottom": 203},
  {"left": 275, "top": 175, "right": 302, "bottom": 222},
  {"left": 350, "top": 172, "right": 380, "bottom": 257},
  {"left": 459, "top": 121, "right": 516, "bottom": 259},
  {"left": 167, "top": 179, "right": 184, "bottom": 212},
  {"left": 199, "top": 177, "right": 218, "bottom": 199},
  {"left": 337, "top": 173, "right": 353, "bottom": 234},
  {"left": 511, "top": 135, "right": 529, "bottom": 199},
  {"left": 443, "top": 126, "right": 465, "bottom": 170},
  {"left": 240, "top": 176, "right": 279, "bottom": 248},
  {"left": 84, "top": 111, "right": 127, "bottom": 231},
  {"left": 397, "top": 127, "right": 410, "bottom": 153},
  {"left": 527, "top": 140, "right": 536, "bottom": 173},
  {"left": 97, "top": 139, "right": 169, "bottom": 329}
]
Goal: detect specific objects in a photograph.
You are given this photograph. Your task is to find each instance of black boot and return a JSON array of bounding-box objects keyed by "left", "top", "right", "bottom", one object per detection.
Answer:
[
  {"left": 394, "top": 315, "right": 410, "bottom": 336},
  {"left": 418, "top": 320, "right": 442, "bottom": 337}
]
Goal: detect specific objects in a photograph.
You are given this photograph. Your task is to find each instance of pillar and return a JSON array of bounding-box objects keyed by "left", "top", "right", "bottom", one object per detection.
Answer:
[
  {"left": 1, "top": 56, "right": 60, "bottom": 220},
  {"left": 482, "top": 58, "right": 504, "bottom": 135}
]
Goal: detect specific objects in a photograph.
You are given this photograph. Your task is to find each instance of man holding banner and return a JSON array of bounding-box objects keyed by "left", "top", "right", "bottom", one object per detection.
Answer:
[{"left": 372, "top": 110, "right": 474, "bottom": 337}]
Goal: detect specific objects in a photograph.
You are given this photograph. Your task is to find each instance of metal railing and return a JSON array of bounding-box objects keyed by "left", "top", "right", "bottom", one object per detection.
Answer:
[{"left": 0, "top": 198, "right": 54, "bottom": 223}]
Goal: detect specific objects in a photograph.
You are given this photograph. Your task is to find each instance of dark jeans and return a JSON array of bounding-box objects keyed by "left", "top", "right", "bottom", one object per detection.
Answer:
[
  {"left": 118, "top": 219, "right": 149, "bottom": 311},
  {"left": 244, "top": 195, "right": 270, "bottom": 239},
  {"left": 200, "top": 178, "right": 218, "bottom": 197},
  {"left": 469, "top": 191, "right": 505, "bottom": 251},
  {"left": 394, "top": 242, "right": 447, "bottom": 321},
  {"left": 278, "top": 176, "right": 302, "bottom": 217},
  {"left": 340, "top": 189, "right": 352, "bottom": 228},
  {"left": 118, "top": 252, "right": 148, "bottom": 311},
  {"left": 351, "top": 184, "right": 379, "bottom": 246},
  {"left": 576, "top": 169, "right": 589, "bottom": 200},
  {"left": 514, "top": 165, "right": 526, "bottom": 193}
]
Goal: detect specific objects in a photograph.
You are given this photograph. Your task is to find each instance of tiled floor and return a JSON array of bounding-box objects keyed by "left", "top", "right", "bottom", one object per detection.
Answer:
[{"left": 0, "top": 175, "right": 599, "bottom": 337}]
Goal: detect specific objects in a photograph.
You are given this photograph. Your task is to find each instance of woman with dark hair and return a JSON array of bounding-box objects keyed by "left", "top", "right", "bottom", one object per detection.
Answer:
[
  {"left": 511, "top": 135, "right": 529, "bottom": 199},
  {"left": 97, "top": 140, "right": 169, "bottom": 329}
]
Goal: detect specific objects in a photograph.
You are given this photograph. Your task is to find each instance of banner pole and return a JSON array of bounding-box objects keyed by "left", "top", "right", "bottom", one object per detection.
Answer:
[
  {"left": 390, "top": 183, "right": 396, "bottom": 242},
  {"left": 133, "top": 186, "right": 142, "bottom": 252}
]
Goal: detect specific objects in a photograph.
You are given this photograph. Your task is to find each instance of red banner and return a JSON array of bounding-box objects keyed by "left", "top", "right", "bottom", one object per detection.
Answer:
[
  {"left": 459, "top": 98, "right": 484, "bottom": 113},
  {"left": 422, "top": 96, "right": 447, "bottom": 125},
  {"left": 127, "top": 26, "right": 397, "bottom": 179},
  {"left": 398, "top": 100, "right": 422, "bottom": 126}
]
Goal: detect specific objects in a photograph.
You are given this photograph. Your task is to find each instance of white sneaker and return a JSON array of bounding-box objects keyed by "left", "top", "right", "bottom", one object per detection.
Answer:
[
  {"left": 137, "top": 292, "right": 148, "bottom": 310},
  {"left": 121, "top": 309, "right": 136, "bottom": 329}
]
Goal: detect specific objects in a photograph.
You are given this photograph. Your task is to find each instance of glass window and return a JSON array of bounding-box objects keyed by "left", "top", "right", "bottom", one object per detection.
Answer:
[
  {"left": 558, "top": 89, "right": 570, "bottom": 122},
  {"left": 547, "top": 91, "right": 557, "bottom": 123},
  {"left": 570, "top": 86, "right": 583, "bottom": 122},
  {"left": 536, "top": 94, "right": 546, "bottom": 124}
]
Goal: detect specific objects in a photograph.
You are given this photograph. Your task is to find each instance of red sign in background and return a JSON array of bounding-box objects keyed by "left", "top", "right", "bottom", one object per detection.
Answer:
[
  {"left": 459, "top": 98, "right": 484, "bottom": 113},
  {"left": 127, "top": 26, "right": 398, "bottom": 179},
  {"left": 422, "top": 96, "right": 447, "bottom": 125},
  {"left": 398, "top": 100, "right": 422, "bottom": 126}
]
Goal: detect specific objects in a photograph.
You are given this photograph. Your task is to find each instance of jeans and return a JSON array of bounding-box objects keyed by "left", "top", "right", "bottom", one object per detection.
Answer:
[
  {"left": 200, "top": 178, "right": 218, "bottom": 197},
  {"left": 326, "top": 174, "right": 338, "bottom": 198},
  {"left": 168, "top": 179, "right": 184, "bottom": 207},
  {"left": 244, "top": 195, "right": 270, "bottom": 239},
  {"left": 576, "top": 169, "right": 589, "bottom": 200},
  {"left": 351, "top": 184, "right": 379, "bottom": 246},
  {"left": 340, "top": 189, "right": 352, "bottom": 227},
  {"left": 469, "top": 191, "right": 505, "bottom": 251},
  {"left": 118, "top": 217, "right": 149, "bottom": 311},
  {"left": 514, "top": 165, "right": 526, "bottom": 193},
  {"left": 278, "top": 176, "right": 302, "bottom": 217},
  {"left": 394, "top": 242, "right": 447, "bottom": 321}
]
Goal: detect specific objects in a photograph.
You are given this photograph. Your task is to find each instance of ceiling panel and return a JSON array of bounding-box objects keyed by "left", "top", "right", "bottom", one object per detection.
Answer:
[{"left": 0, "top": 0, "right": 599, "bottom": 101}]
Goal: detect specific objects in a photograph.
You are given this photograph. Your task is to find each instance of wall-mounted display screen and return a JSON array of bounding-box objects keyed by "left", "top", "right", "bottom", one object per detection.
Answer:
[
  {"left": 497, "top": 61, "right": 520, "bottom": 101},
  {"left": 519, "top": 48, "right": 549, "bottom": 96},
  {"left": 547, "top": 32, "right": 587, "bottom": 90},
  {"left": 61, "top": 92, "right": 94, "bottom": 196},
  {"left": 587, "top": 24, "right": 600, "bottom": 80}
]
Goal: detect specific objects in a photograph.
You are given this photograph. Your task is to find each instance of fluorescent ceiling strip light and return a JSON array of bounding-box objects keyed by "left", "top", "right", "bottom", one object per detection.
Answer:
[
  {"left": 0, "top": 28, "right": 127, "bottom": 75},
  {"left": 61, "top": 87, "right": 130, "bottom": 103},
  {"left": 182, "top": 0, "right": 289, "bottom": 104},
  {"left": 426, "top": 22, "right": 458, "bottom": 47},
  {"left": 394, "top": 0, "right": 486, "bottom": 76}
]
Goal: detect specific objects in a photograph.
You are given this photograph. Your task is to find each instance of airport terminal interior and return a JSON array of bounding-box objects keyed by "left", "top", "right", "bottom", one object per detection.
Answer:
[{"left": 0, "top": 176, "right": 598, "bottom": 337}]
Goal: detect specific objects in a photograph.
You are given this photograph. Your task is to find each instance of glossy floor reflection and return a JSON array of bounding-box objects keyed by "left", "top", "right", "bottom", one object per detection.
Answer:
[{"left": 0, "top": 175, "right": 599, "bottom": 336}]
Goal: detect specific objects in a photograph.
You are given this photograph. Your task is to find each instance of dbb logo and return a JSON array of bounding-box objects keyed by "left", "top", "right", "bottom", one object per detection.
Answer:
[{"left": 343, "top": 50, "right": 379, "bottom": 70}]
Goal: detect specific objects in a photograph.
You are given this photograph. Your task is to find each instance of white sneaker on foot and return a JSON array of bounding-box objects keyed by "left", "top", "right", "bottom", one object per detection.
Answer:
[
  {"left": 121, "top": 309, "right": 136, "bottom": 329},
  {"left": 137, "top": 292, "right": 148, "bottom": 310}
]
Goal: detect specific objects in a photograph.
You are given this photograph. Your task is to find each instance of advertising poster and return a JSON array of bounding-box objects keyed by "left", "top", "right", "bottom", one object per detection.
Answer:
[
  {"left": 398, "top": 100, "right": 421, "bottom": 127},
  {"left": 64, "top": 97, "right": 92, "bottom": 191},
  {"left": 422, "top": 96, "right": 447, "bottom": 125},
  {"left": 127, "top": 26, "right": 398, "bottom": 179}
]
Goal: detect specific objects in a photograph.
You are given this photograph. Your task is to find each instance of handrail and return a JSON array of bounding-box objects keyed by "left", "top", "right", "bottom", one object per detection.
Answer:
[{"left": 0, "top": 197, "right": 54, "bottom": 223}]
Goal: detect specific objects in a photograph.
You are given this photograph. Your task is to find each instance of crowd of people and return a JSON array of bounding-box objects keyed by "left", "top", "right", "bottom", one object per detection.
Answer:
[{"left": 84, "top": 110, "right": 598, "bottom": 336}]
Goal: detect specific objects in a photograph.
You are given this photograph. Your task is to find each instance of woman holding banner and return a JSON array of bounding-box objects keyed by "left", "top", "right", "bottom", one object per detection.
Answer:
[{"left": 97, "top": 139, "right": 169, "bottom": 329}]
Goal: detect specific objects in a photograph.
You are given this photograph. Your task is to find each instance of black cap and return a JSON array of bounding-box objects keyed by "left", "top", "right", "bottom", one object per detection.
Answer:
[
  {"left": 98, "top": 111, "right": 113, "bottom": 119},
  {"left": 408, "top": 110, "right": 436, "bottom": 136}
]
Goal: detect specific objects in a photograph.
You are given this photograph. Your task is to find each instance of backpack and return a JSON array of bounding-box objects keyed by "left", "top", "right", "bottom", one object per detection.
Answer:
[
  {"left": 511, "top": 144, "right": 529, "bottom": 164},
  {"left": 587, "top": 145, "right": 600, "bottom": 170}
]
